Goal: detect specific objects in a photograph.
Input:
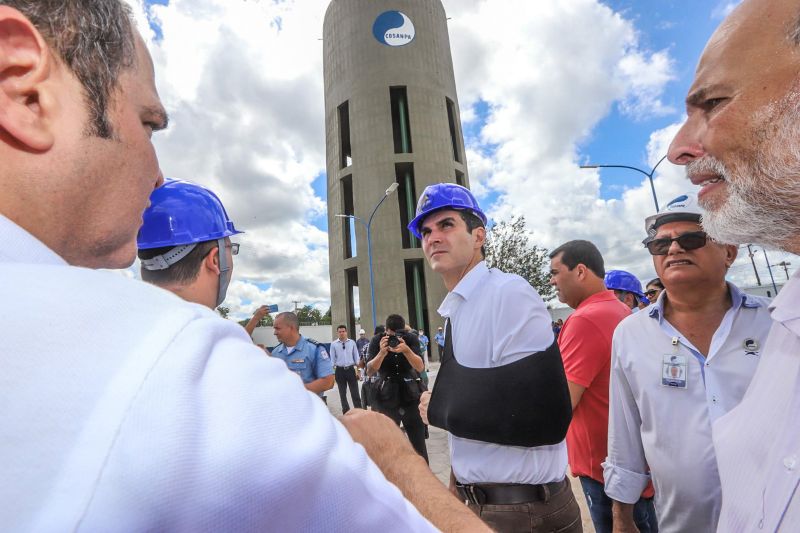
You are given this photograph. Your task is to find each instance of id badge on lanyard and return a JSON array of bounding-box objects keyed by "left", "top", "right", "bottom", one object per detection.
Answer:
[{"left": 661, "top": 336, "right": 688, "bottom": 389}]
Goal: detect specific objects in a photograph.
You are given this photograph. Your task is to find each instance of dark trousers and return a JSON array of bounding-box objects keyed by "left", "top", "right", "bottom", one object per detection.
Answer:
[
  {"left": 334, "top": 366, "right": 361, "bottom": 413},
  {"left": 436, "top": 344, "right": 444, "bottom": 362},
  {"left": 465, "top": 477, "right": 582, "bottom": 532},
  {"left": 578, "top": 476, "right": 658, "bottom": 533},
  {"left": 376, "top": 403, "right": 429, "bottom": 464}
]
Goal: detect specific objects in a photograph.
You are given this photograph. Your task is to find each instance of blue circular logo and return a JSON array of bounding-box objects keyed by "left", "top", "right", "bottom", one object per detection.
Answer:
[{"left": 373, "top": 11, "right": 415, "bottom": 47}]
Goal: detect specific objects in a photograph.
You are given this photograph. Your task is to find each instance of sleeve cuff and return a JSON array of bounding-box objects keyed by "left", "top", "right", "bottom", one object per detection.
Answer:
[{"left": 602, "top": 459, "right": 650, "bottom": 504}]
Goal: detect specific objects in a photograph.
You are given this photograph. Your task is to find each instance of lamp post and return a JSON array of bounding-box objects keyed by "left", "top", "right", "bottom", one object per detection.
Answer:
[
  {"left": 580, "top": 154, "right": 668, "bottom": 212},
  {"left": 762, "top": 248, "right": 780, "bottom": 295},
  {"left": 335, "top": 182, "right": 399, "bottom": 330}
]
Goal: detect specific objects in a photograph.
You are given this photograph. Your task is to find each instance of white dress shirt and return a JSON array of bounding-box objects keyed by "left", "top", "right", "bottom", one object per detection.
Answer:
[
  {"left": 0, "top": 215, "right": 435, "bottom": 532},
  {"left": 714, "top": 271, "right": 800, "bottom": 532},
  {"left": 437, "top": 261, "right": 567, "bottom": 485},
  {"left": 330, "top": 338, "right": 360, "bottom": 367},
  {"left": 603, "top": 284, "right": 772, "bottom": 532}
]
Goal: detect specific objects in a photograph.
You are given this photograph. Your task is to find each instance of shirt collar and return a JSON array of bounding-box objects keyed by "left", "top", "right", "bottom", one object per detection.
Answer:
[
  {"left": 0, "top": 214, "right": 66, "bottom": 265},
  {"left": 576, "top": 289, "right": 620, "bottom": 310},
  {"left": 770, "top": 270, "right": 800, "bottom": 324},
  {"left": 648, "top": 281, "right": 765, "bottom": 323},
  {"left": 437, "top": 261, "right": 489, "bottom": 318}
]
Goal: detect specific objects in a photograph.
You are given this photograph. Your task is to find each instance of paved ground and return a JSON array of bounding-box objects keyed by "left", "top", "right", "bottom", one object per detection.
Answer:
[{"left": 326, "top": 362, "right": 595, "bottom": 531}]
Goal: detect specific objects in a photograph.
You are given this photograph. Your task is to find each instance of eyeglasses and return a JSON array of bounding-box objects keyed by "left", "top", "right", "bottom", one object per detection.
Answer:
[
  {"left": 229, "top": 242, "right": 240, "bottom": 256},
  {"left": 644, "top": 289, "right": 659, "bottom": 298},
  {"left": 645, "top": 231, "right": 708, "bottom": 256}
]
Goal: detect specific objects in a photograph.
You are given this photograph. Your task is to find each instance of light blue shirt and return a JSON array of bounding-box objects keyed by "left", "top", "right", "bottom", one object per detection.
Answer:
[
  {"left": 418, "top": 334, "right": 429, "bottom": 352},
  {"left": 714, "top": 272, "right": 800, "bottom": 532},
  {"left": 434, "top": 332, "right": 445, "bottom": 347},
  {"left": 272, "top": 336, "right": 333, "bottom": 396},
  {"left": 604, "top": 283, "right": 773, "bottom": 532}
]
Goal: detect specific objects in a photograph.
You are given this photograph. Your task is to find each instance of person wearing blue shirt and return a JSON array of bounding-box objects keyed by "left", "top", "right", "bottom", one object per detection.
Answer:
[
  {"left": 271, "top": 312, "right": 334, "bottom": 399},
  {"left": 433, "top": 327, "right": 445, "bottom": 362}
]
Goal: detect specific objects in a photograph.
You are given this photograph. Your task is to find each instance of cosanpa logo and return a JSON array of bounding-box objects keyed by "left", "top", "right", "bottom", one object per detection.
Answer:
[{"left": 373, "top": 11, "right": 415, "bottom": 47}]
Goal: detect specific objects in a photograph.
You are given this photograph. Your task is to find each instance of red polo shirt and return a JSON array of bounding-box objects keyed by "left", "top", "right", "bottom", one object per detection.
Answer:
[{"left": 559, "top": 290, "right": 630, "bottom": 484}]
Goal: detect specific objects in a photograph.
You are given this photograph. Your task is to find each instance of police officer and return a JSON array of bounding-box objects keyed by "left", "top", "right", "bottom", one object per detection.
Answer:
[
  {"left": 412, "top": 183, "right": 579, "bottom": 533},
  {"left": 271, "top": 312, "right": 334, "bottom": 400},
  {"left": 604, "top": 270, "right": 648, "bottom": 311},
  {"left": 137, "top": 179, "right": 243, "bottom": 309}
]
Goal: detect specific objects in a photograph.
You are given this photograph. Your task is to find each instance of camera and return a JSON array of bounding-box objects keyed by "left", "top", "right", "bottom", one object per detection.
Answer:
[{"left": 384, "top": 333, "right": 401, "bottom": 348}]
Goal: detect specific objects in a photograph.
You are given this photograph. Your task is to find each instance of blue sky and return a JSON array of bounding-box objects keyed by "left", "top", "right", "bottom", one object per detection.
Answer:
[{"left": 137, "top": 0, "right": 796, "bottom": 317}]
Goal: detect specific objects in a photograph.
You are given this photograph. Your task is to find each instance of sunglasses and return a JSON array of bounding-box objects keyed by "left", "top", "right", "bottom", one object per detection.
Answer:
[
  {"left": 645, "top": 231, "right": 708, "bottom": 255},
  {"left": 644, "top": 289, "right": 659, "bottom": 298}
]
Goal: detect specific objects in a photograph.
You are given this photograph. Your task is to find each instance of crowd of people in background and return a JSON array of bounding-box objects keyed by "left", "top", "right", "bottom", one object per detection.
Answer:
[{"left": 4, "top": 0, "right": 800, "bottom": 531}]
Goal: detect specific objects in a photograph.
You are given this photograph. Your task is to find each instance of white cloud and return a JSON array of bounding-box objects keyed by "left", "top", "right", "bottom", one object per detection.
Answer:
[
  {"left": 120, "top": 0, "right": 754, "bottom": 318},
  {"left": 712, "top": 1, "right": 741, "bottom": 20},
  {"left": 124, "top": 0, "right": 330, "bottom": 319}
]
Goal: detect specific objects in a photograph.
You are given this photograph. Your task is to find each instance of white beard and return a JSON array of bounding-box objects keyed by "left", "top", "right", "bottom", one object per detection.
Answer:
[{"left": 690, "top": 90, "right": 800, "bottom": 251}]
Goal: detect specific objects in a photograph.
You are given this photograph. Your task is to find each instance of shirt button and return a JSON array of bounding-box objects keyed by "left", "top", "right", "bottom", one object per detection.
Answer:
[{"left": 784, "top": 455, "right": 797, "bottom": 471}]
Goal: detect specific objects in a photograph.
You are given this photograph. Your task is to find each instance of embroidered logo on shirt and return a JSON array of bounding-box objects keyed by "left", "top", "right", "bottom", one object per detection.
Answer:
[
  {"left": 743, "top": 338, "right": 760, "bottom": 356},
  {"left": 319, "top": 347, "right": 330, "bottom": 360}
]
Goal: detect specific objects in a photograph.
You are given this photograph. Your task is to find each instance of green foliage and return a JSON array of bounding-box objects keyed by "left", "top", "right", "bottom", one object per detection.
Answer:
[
  {"left": 217, "top": 306, "right": 230, "bottom": 319},
  {"left": 484, "top": 216, "right": 555, "bottom": 301}
]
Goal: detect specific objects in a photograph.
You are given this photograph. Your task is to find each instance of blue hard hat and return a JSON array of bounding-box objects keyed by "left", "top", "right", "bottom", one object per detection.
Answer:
[
  {"left": 137, "top": 179, "right": 243, "bottom": 249},
  {"left": 407, "top": 183, "right": 487, "bottom": 239},
  {"left": 604, "top": 270, "right": 645, "bottom": 298}
]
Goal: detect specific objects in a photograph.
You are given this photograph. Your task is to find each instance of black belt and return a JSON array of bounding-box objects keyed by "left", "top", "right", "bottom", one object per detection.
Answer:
[
  {"left": 336, "top": 365, "right": 355, "bottom": 369},
  {"left": 456, "top": 478, "right": 567, "bottom": 505}
]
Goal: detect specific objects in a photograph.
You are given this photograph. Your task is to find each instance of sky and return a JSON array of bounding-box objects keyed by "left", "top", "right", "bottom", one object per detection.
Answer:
[{"left": 123, "top": 0, "right": 796, "bottom": 319}]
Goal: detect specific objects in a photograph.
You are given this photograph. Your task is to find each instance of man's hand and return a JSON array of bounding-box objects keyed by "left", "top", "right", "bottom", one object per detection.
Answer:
[
  {"left": 253, "top": 305, "right": 270, "bottom": 320},
  {"left": 341, "top": 409, "right": 491, "bottom": 533},
  {"left": 419, "top": 390, "right": 432, "bottom": 425},
  {"left": 378, "top": 335, "right": 390, "bottom": 356}
]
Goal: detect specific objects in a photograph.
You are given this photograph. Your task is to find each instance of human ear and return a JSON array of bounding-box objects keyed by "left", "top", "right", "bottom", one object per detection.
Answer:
[
  {"left": 474, "top": 226, "right": 487, "bottom": 248},
  {"left": 0, "top": 8, "right": 55, "bottom": 151},
  {"left": 724, "top": 244, "right": 738, "bottom": 269},
  {"left": 204, "top": 246, "right": 221, "bottom": 275}
]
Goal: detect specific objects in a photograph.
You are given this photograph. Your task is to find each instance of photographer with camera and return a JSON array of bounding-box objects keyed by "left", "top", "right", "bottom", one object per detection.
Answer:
[{"left": 366, "top": 314, "right": 429, "bottom": 463}]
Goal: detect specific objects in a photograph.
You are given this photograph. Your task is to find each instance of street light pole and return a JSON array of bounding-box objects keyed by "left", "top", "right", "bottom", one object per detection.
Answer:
[
  {"left": 336, "top": 182, "right": 399, "bottom": 331},
  {"left": 580, "top": 154, "right": 668, "bottom": 212},
  {"left": 762, "top": 248, "right": 779, "bottom": 295},
  {"left": 746, "top": 244, "right": 762, "bottom": 286}
]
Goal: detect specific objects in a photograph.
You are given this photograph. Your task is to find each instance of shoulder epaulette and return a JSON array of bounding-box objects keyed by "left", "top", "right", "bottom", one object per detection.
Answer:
[{"left": 306, "top": 338, "right": 319, "bottom": 345}]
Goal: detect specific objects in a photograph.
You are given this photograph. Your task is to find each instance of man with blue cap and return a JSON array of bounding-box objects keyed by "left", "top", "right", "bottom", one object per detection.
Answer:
[
  {"left": 137, "top": 179, "right": 243, "bottom": 310},
  {"left": 410, "top": 183, "right": 579, "bottom": 532},
  {"left": 604, "top": 193, "right": 773, "bottom": 531},
  {"left": 604, "top": 270, "right": 648, "bottom": 311}
]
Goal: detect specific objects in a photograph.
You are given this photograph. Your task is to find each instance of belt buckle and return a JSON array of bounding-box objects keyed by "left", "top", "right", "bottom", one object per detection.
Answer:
[{"left": 464, "top": 485, "right": 485, "bottom": 505}]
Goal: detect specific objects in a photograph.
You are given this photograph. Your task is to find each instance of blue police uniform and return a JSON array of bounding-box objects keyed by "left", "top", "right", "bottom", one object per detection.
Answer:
[{"left": 272, "top": 336, "right": 333, "bottom": 397}]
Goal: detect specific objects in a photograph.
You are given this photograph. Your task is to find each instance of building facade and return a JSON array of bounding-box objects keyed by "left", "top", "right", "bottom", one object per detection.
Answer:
[{"left": 323, "top": 0, "right": 470, "bottom": 344}]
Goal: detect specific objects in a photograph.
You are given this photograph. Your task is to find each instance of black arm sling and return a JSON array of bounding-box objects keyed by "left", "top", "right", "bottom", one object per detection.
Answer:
[{"left": 427, "top": 319, "right": 572, "bottom": 447}]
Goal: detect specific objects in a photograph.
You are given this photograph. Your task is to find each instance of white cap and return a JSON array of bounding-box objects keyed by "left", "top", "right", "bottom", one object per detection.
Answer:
[
  {"left": 358, "top": 329, "right": 366, "bottom": 335},
  {"left": 644, "top": 193, "right": 704, "bottom": 241}
]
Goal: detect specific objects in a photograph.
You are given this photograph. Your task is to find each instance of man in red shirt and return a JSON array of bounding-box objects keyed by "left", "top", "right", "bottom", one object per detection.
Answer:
[{"left": 549, "top": 240, "right": 656, "bottom": 533}]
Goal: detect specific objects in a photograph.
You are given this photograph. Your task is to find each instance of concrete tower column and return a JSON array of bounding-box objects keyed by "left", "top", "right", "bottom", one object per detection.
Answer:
[{"left": 323, "top": 0, "right": 469, "bottom": 347}]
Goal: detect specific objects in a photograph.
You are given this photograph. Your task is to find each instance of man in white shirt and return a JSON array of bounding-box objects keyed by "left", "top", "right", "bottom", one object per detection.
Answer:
[
  {"left": 413, "top": 183, "right": 580, "bottom": 533},
  {"left": 330, "top": 324, "right": 362, "bottom": 413},
  {"left": 603, "top": 194, "right": 773, "bottom": 532},
  {"left": 0, "top": 3, "right": 489, "bottom": 531},
  {"left": 667, "top": 1, "right": 800, "bottom": 529}
]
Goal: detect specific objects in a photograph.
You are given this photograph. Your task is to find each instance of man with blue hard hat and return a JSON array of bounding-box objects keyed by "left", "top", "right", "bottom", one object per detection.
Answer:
[
  {"left": 409, "top": 183, "right": 579, "bottom": 532},
  {"left": 604, "top": 193, "right": 773, "bottom": 531},
  {"left": 271, "top": 312, "right": 334, "bottom": 400},
  {"left": 137, "top": 179, "right": 242, "bottom": 310},
  {"left": 604, "top": 270, "right": 648, "bottom": 311}
]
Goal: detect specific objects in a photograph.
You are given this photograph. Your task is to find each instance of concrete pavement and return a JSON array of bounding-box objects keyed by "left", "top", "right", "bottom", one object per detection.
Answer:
[{"left": 325, "top": 362, "right": 595, "bottom": 531}]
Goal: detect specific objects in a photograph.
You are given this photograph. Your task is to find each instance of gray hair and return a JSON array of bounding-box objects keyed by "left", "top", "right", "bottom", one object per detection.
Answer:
[
  {"left": 275, "top": 312, "right": 300, "bottom": 330},
  {"left": 0, "top": 0, "right": 137, "bottom": 138}
]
